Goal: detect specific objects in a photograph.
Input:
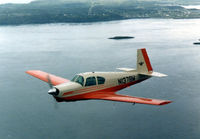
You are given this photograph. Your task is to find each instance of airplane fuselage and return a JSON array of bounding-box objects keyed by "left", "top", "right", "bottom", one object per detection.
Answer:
[{"left": 54, "top": 71, "right": 150, "bottom": 102}]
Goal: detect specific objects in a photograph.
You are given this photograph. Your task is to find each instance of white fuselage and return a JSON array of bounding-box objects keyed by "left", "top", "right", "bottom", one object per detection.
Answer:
[{"left": 54, "top": 71, "right": 150, "bottom": 100}]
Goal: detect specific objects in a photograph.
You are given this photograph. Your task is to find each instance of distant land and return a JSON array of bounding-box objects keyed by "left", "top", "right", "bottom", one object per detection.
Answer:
[
  {"left": 0, "top": 0, "right": 200, "bottom": 25},
  {"left": 109, "top": 36, "right": 134, "bottom": 40},
  {"left": 193, "top": 42, "right": 200, "bottom": 45},
  {"left": 193, "top": 39, "right": 200, "bottom": 45}
]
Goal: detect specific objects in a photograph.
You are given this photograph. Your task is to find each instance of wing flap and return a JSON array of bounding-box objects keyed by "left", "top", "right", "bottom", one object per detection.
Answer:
[
  {"left": 85, "top": 93, "right": 171, "bottom": 105},
  {"left": 26, "top": 70, "right": 70, "bottom": 86}
]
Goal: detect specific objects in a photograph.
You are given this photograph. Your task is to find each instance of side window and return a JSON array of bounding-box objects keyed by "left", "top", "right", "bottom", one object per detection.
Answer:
[
  {"left": 97, "top": 76, "right": 105, "bottom": 85},
  {"left": 85, "top": 76, "right": 96, "bottom": 86}
]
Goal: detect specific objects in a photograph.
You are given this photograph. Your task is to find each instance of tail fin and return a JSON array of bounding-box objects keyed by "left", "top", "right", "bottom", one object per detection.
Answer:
[
  {"left": 117, "top": 48, "right": 167, "bottom": 77},
  {"left": 137, "top": 48, "right": 153, "bottom": 73}
]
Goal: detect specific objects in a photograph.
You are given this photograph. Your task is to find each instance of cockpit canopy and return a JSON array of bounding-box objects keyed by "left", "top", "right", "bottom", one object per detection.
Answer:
[{"left": 71, "top": 75, "right": 105, "bottom": 86}]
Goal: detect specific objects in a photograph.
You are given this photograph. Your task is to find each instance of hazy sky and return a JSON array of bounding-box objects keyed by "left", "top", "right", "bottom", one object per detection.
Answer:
[{"left": 0, "top": 0, "right": 35, "bottom": 4}]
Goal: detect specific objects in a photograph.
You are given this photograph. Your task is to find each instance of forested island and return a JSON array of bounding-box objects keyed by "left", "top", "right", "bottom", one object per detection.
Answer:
[
  {"left": 109, "top": 36, "right": 134, "bottom": 40},
  {"left": 0, "top": 0, "right": 200, "bottom": 25}
]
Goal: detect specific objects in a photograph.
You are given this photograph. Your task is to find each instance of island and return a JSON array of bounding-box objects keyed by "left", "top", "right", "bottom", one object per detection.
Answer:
[
  {"left": 0, "top": 0, "right": 200, "bottom": 25},
  {"left": 109, "top": 36, "right": 134, "bottom": 40},
  {"left": 193, "top": 42, "right": 200, "bottom": 45}
]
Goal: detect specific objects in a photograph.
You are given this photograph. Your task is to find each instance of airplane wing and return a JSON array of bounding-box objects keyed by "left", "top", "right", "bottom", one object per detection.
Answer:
[
  {"left": 26, "top": 70, "right": 70, "bottom": 86},
  {"left": 85, "top": 93, "right": 171, "bottom": 105}
]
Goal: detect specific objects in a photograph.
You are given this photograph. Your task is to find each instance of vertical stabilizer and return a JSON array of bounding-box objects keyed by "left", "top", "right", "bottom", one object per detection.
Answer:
[{"left": 137, "top": 48, "right": 153, "bottom": 73}]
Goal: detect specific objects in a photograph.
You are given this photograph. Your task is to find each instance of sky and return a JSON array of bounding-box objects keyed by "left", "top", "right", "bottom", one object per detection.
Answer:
[{"left": 0, "top": 0, "right": 35, "bottom": 4}]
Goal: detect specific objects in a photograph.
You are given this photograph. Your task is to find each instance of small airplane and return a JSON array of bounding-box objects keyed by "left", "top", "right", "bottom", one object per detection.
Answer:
[{"left": 26, "top": 48, "right": 172, "bottom": 105}]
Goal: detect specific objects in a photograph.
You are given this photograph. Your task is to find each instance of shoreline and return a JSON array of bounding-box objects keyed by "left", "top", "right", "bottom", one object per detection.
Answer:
[{"left": 1, "top": 17, "right": 200, "bottom": 27}]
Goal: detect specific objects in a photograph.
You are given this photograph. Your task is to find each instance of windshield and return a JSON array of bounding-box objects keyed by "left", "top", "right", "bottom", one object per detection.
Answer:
[
  {"left": 71, "top": 75, "right": 78, "bottom": 82},
  {"left": 71, "top": 75, "right": 84, "bottom": 86}
]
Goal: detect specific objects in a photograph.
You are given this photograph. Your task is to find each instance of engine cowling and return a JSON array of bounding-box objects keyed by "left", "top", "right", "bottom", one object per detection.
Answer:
[{"left": 53, "top": 82, "right": 82, "bottom": 97}]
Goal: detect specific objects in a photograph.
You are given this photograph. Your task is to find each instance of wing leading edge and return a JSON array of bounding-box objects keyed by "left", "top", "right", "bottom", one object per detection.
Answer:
[
  {"left": 85, "top": 93, "right": 171, "bottom": 105},
  {"left": 26, "top": 70, "right": 70, "bottom": 86}
]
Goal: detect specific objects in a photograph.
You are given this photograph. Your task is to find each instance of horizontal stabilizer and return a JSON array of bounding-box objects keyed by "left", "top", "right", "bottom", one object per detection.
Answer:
[
  {"left": 117, "top": 68, "right": 136, "bottom": 72},
  {"left": 139, "top": 71, "right": 167, "bottom": 77}
]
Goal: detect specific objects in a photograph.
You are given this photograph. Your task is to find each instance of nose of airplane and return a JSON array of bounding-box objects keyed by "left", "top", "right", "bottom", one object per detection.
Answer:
[
  {"left": 54, "top": 81, "right": 82, "bottom": 97},
  {"left": 48, "top": 87, "right": 60, "bottom": 96}
]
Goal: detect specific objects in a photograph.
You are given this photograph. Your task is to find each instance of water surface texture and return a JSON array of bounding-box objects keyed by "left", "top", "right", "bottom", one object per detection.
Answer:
[{"left": 0, "top": 19, "right": 200, "bottom": 139}]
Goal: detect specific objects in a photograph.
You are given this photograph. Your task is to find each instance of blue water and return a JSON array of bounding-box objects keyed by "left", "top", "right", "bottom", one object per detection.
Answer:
[{"left": 0, "top": 19, "right": 200, "bottom": 139}]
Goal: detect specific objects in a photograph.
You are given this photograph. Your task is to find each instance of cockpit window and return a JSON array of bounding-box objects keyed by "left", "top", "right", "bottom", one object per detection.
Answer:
[
  {"left": 76, "top": 76, "right": 84, "bottom": 86},
  {"left": 85, "top": 76, "right": 96, "bottom": 86},
  {"left": 71, "top": 75, "right": 84, "bottom": 86},
  {"left": 71, "top": 75, "right": 78, "bottom": 82},
  {"left": 97, "top": 76, "right": 105, "bottom": 85}
]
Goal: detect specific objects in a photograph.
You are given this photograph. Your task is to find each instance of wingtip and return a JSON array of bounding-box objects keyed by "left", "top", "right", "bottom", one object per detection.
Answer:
[
  {"left": 26, "top": 70, "right": 39, "bottom": 74},
  {"left": 25, "top": 70, "right": 31, "bottom": 74},
  {"left": 25, "top": 70, "right": 30, "bottom": 73},
  {"left": 159, "top": 100, "right": 172, "bottom": 105}
]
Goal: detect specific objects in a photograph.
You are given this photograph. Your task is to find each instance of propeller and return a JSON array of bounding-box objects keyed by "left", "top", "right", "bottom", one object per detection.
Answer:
[
  {"left": 47, "top": 74, "right": 59, "bottom": 109},
  {"left": 47, "top": 74, "right": 59, "bottom": 96},
  {"left": 47, "top": 74, "right": 53, "bottom": 89}
]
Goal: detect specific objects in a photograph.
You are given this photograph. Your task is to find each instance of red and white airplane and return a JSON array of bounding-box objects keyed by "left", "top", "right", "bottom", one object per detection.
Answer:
[{"left": 26, "top": 48, "right": 172, "bottom": 105}]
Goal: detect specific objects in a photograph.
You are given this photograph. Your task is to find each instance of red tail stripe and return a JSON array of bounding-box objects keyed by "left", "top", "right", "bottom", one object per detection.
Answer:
[{"left": 141, "top": 49, "right": 153, "bottom": 71}]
